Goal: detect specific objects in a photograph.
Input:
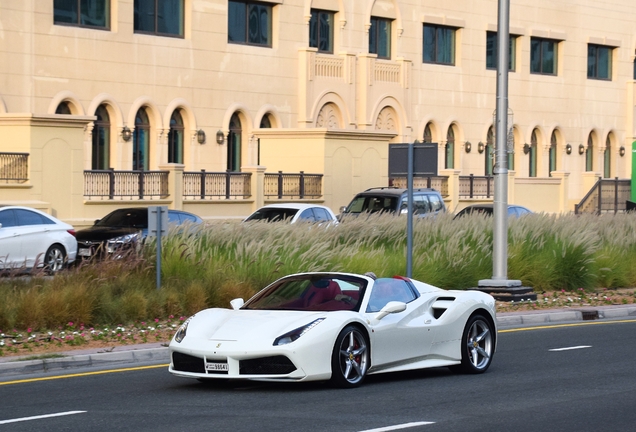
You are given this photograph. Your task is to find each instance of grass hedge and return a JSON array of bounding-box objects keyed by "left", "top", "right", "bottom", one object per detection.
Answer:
[{"left": 1, "top": 212, "right": 635, "bottom": 331}]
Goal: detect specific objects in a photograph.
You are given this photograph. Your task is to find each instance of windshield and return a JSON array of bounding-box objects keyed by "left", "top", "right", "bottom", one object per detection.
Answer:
[
  {"left": 346, "top": 196, "right": 398, "bottom": 214},
  {"left": 96, "top": 209, "right": 148, "bottom": 228},
  {"left": 245, "top": 208, "right": 299, "bottom": 222},
  {"left": 243, "top": 275, "right": 367, "bottom": 312}
]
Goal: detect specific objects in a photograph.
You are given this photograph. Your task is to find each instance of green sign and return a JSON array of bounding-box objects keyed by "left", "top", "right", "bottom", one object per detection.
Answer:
[{"left": 632, "top": 141, "right": 636, "bottom": 202}]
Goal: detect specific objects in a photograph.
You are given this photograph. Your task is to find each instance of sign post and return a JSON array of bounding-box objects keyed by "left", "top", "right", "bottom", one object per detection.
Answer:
[{"left": 148, "top": 206, "right": 168, "bottom": 290}]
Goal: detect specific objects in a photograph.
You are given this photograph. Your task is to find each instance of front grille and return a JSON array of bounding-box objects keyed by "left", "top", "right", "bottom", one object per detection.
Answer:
[
  {"left": 172, "top": 352, "right": 205, "bottom": 373},
  {"left": 239, "top": 356, "right": 296, "bottom": 375}
]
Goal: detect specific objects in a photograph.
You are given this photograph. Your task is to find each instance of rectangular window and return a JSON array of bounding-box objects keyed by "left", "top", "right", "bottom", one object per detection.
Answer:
[
  {"left": 134, "top": 0, "right": 184, "bottom": 37},
  {"left": 54, "top": 0, "right": 110, "bottom": 29},
  {"left": 369, "top": 17, "right": 391, "bottom": 59},
  {"left": 423, "top": 24, "right": 456, "bottom": 65},
  {"left": 530, "top": 37, "right": 558, "bottom": 75},
  {"left": 587, "top": 44, "right": 612, "bottom": 80},
  {"left": 228, "top": 1, "right": 272, "bottom": 47},
  {"left": 309, "top": 9, "right": 334, "bottom": 53},
  {"left": 486, "top": 31, "right": 516, "bottom": 71}
]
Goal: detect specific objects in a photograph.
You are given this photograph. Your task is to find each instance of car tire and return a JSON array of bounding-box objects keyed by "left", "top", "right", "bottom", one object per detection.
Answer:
[
  {"left": 450, "top": 313, "right": 495, "bottom": 374},
  {"left": 44, "top": 244, "right": 66, "bottom": 274},
  {"left": 330, "top": 325, "right": 369, "bottom": 388}
]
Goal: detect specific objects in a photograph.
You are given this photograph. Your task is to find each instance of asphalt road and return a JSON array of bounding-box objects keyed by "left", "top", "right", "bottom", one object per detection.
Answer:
[{"left": 1, "top": 319, "right": 635, "bottom": 432}]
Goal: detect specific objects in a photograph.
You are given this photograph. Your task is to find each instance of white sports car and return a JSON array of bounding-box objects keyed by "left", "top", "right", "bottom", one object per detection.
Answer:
[{"left": 169, "top": 272, "right": 497, "bottom": 388}]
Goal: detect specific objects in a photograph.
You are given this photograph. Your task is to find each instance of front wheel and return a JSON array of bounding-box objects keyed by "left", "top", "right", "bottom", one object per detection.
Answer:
[
  {"left": 452, "top": 314, "right": 495, "bottom": 374},
  {"left": 44, "top": 244, "right": 66, "bottom": 274},
  {"left": 330, "top": 325, "right": 369, "bottom": 388}
]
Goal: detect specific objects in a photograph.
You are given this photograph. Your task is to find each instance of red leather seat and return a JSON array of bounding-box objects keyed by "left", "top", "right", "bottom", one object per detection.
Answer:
[{"left": 303, "top": 280, "right": 342, "bottom": 307}]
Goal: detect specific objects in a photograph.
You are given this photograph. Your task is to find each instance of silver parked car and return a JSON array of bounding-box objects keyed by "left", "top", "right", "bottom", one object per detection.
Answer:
[{"left": 0, "top": 206, "right": 77, "bottom": 273}]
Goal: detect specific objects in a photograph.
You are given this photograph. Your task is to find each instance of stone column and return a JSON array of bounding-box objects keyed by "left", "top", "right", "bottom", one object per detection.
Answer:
[
  {"left": 439, "top": 169, "right": 461, "bottom": 213},
  {"left": 242, "top": 165, "right": 266, "bottom": 212},
  {"left": 159, "top": 163, "right": 184, "bottom": 210}
]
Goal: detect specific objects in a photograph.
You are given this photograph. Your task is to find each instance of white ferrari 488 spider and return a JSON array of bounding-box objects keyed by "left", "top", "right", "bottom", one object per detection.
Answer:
[{"left": 169, "top": 272, "right": 497, "bottom": 388}]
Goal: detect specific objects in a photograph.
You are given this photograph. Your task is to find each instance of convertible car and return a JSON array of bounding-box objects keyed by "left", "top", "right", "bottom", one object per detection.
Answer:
[{"left": 169, "top": 272, "right": 497, "bottom": 388}]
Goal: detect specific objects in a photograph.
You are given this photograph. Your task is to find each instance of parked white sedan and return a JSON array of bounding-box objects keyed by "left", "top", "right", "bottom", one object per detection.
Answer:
[
  {"left": 0, "top": 206, "right": 77, "bottom": 273},
  {"left": 244, "top": 203, "right": 338, "bottom": 225},
  {"left": 169, "top": 272, "right": 497, "bottom": 388}
]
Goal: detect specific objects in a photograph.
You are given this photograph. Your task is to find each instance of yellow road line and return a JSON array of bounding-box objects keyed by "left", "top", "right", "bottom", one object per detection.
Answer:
[
  {"left": 2, "top": 319, "right": 636, "bottom": 386},
  {"left": 499, "top": 318, "right": 636, "bottom": 333},
  {"left": 0, "top": 363, "right": 169, "bottom": 386}
]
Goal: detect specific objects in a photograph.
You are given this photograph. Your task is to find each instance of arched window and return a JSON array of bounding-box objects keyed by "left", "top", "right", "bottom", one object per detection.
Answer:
[
  {"left": 586, "top": 133, "right": 594, "bottom": 172},
  {"left": 604, "top": 135, "right": 611, "bottom": 178},
  {"left": 485, "top": 126, "right": 494, "bottom": 176},
  {"left": 529, "top": 129, "right": 538, "bottom": 177},
  {"left": 445, "top": 126, "right": 455, "bottom": 169},
  {"left": 133, "top": 108, "right": 150, "bottom": 171},
  {"left": 423, "top": 123, "right": 433, "bottom": 143},
  {"left": 549, "top": 131, "right": 557, "bottom": 176},
  {"left": 168, "top": 110, "right": 184, "bottom": 164},
  {"left": 55, "top": 102, "right": 72, "bottom": 115},
  {"left": 228, "top": 113, "right": 242, "bottom": 172},
  {"left": 508, "top": 129, "right": 515, "bottom": 171},
  {"left": 257, "top": 114, "right": 272, "bottom": 165},
  {"left": 91, "top": 105, "right": 110, "bottom": 170}
]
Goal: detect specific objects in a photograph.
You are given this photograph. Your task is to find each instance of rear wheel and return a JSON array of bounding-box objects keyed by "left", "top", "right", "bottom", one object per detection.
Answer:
[
  {"left": 44, "top": 244, "right": 66, "bottom": 274},
  {"left": 451, "top": 314, "right": 494, "bottom": 374},
  {"left": 330, "top": 325, "right": 369, "bottom": 388}
]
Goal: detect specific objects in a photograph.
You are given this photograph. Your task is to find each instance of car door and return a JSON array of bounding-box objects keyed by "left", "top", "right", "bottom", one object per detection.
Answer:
[
  {"left": 13, "top": 209, "right": 53, "bottom": 268},
  {"left": 364, "top": 278, "right": 436, "bottom": 368},
  {"left": 0, "top": 209, "right": 23, "bottom": 269}
]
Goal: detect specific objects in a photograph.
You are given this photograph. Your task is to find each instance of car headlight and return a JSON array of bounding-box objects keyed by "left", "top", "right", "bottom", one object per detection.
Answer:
[
  {"left": 273, "top": 318, "right": 324, "bottom": 346},
  {"left": 174, "top": 315, "right": 195, "bottom": 343},
  {"left": 106, "top": 232, "right": 141, "bottom": 251}
]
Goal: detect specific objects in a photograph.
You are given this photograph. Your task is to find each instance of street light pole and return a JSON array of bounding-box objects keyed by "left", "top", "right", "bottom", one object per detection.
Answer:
[{"left": 477, "top": 0, "right": 533, "bottom": 301}]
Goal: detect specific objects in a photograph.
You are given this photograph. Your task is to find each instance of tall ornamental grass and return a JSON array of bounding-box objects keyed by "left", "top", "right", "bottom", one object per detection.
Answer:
[{"left": 1, "top": 212, "right": 635, "bottom": 331}]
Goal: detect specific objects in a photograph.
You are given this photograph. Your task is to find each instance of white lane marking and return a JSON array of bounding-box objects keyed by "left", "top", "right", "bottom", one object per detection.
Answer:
[
  {"left": 358, "top": 421, "right": 435, "bottom": 432},
  {"left": 0, "top": 411, "right": 86, "bottom": 425},
  {"left": 549, "top": 345, "right": 592, "bottom": 352}
]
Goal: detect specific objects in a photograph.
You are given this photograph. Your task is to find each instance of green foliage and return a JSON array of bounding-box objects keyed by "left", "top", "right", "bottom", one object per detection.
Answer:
[{"left": 1, "top": 212, "right": 635, "bottom": 331}]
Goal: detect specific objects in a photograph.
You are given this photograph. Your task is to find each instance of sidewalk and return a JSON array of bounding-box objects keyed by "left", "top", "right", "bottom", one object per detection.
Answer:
[{"left": 1, "top": 305, "right": 635, "bottom": 378}]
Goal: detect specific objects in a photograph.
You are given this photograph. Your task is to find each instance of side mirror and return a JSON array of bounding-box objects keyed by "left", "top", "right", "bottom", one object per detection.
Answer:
[
  {"left": 339, "top": 206, "right": 347, "bottom": 214},
  {"left": 94, "top": 219, "right": 100, "bottom": 225},
  {"left": 230, "top": 298, "right": 244, "bottom": 310},
  {"left": 375, "top": 301, "right": 407, "bottom": 320}
]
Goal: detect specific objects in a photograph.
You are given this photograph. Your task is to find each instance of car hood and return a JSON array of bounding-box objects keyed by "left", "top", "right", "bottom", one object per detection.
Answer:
[
  {"left": 75, "top": 226, "right": 146, "bottom": 242},
  {"left": 190, "top": 309, "right": 329, "bottom": 343}
]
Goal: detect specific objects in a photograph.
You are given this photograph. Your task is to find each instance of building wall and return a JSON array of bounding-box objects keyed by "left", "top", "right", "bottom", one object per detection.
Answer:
[{"left": 0, "top": 0, "right": 634, "bottom": 218}]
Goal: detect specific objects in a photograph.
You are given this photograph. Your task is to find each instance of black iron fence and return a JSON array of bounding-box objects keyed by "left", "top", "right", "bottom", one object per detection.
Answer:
[
  {"left": 389, "top": 176, "right": 448, "bottom": 196},
  {"left": 183, "top": 170, "right": 251, "bottom": 199},
  {"left": 459, "top": 174, "right": 493, "bottom": 198},
  {"left": 0, "top": 152, "right": 29, "bottom": 183},
  {"left": 84, "top": 169, "right": 169, "bottom": 199},
  {"left": 264, "top": 171, "right": 323, "bottom": 199},
  {"left": 575, "top": 177, "right": 632, "bottom": 214}
]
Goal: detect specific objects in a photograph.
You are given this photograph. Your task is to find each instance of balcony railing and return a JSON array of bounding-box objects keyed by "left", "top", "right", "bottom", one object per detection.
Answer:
[
  {"left": 575, "top": 177, "right": 632, "bottom": 214},
  {"left": 264, "top": 171, "right": 323, "bottom": 199},
  {"left": 84, "top": 169, "right": 169, "bottom": 200},
  {"left": 183, "top": 170, "right": 251, "bottom": 200},
  {"left": 389, "top": 176, "right": 449, "bottom": 197},
  {"left": 459, "top": 175, "right": 494, "bottom": 198},
  {"left": 0, "top": 152, "right": 29, "bottom": 183}
]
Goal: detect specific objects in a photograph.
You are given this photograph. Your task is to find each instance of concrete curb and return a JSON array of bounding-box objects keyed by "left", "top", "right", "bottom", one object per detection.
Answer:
[
  {"left": 1, "top": 305, "right": 635, "bottom": 378},
  {"left": 0, "top": 345, "right": 169, "bottom": 377}
]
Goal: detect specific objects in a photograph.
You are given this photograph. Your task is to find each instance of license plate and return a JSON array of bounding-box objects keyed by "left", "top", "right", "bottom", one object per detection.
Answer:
[
  {"left": 206, "top": 362, "right": 229, "bottom": 372},
  {"left": 78, "top": 248, "right": 92, "bottom": 257}
]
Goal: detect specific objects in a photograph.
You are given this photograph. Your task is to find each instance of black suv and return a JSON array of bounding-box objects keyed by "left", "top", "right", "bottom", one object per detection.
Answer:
[{"left": 339, "top": 187, "right": 446, "bottom": 219}]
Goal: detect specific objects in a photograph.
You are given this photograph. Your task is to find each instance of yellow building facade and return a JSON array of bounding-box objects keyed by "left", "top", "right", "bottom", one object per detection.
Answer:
[{"left": 0, "top": 0, "right": 634, "bottom": 226}]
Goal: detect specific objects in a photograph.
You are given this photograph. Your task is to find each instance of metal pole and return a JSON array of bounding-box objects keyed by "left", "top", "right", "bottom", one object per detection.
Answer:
[
  {"left": 491, "top": 0, "right": 510, "bottom": 281},
  {"left": 406, "top": 142, "right": 414, "bottom": 278}
]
